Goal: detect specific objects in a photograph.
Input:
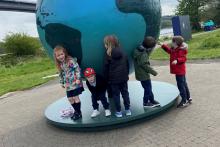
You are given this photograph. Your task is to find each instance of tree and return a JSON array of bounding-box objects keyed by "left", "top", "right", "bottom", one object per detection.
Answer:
[
  {"left": 201, "top": 0, "right": 220, "bottom": 25},
  {"left": 2, "top": 33, "right": 42, "bottom": 56},
  {"left": 176, "top": 0, "right": 210, "bottom": 30},
  {"left": 214, "top": 1, "right": 220, "bottom": 25}
]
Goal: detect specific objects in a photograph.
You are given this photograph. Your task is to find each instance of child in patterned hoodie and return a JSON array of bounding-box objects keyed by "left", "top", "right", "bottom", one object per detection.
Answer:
[{"left": 54, "top": 45, "right": 84, "bottom": 120}]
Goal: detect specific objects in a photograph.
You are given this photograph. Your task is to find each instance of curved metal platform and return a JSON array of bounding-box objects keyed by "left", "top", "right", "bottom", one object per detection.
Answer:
[{"left": 45, "top": 81, "right": 179, "bottom": 131}]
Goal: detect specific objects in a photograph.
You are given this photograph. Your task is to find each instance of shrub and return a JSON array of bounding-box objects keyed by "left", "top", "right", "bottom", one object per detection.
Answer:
[
  {"left": 2, "top": 33, "right": 42, "bottom": 56},
  {"left": 199, "top": 36, "right": 220, "bottom": 49}
]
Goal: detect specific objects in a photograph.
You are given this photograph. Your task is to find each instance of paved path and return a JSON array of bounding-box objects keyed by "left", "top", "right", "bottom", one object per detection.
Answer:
[{"left": 1, "top": 61, "right": 220, "bottom": 147}]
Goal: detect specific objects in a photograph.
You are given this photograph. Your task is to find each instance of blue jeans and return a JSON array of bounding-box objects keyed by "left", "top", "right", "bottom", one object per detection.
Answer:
[
  {"left": 111, "top": 82, "right": 130, "bottom": 112},
  {"left": 91, "top": 91, "right": 109, "bottom": 110},
  {"left": 176, "top": 75, "right": 191, "bottom": 103},
  {"left": 141, "top": 80, "right": 155, "bottom": 104}
]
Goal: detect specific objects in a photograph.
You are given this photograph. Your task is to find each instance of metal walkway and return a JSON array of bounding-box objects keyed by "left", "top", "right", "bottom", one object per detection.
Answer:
[{"left": 0, "top": 0, "right": 36, "bottom": 13}]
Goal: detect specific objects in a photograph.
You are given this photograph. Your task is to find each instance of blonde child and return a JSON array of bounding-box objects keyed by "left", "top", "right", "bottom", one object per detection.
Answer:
[
  {"left": 103, "top": 35, "right": 131, "bottom": 118},
  {"left": 54, "top": 45, "right": 84, "bottom": 120}
]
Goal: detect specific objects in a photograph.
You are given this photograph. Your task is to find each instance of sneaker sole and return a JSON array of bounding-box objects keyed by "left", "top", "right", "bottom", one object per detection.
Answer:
[
  {"left": 143, "top": 106, "right": 153, "bottom": 108},
  {"left": 177, "top": 104, "right": 188, "bottom": 108},
  {"left": 115, "top": 115, "right": 123, "bottom": 118},
  {"left": 151, "top": 104, "right": 161, "bottom": 108},
  {"left": 91, "top": 113, "right": 100, "bottom": 118}
]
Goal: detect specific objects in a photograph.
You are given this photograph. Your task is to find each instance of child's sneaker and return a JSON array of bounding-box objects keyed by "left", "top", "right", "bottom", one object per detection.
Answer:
[
  {"left": 125, "top": 109, "right": 132, "bottom": 116},
  {"left": 177, "top": 101, "right": 188, "bottom": 108},
  {"left": 115, "top": 111, "right": 123, "bottom": 118},
  {"left": 151, "top": 100, "right": 161, "bottom": 108},
  {"left": 71, "top": 112, "right": 82, "bottom": 121},
  {"left": 91, "top": 110, "right": 100, "bottom": 118},
  {"left": 105, "top": 109, "right": 111, "bottom": 117},
  {"left": 143, "top": 102, "right": 154, "bottom": 108},
  {"left": 188, "top": 97, "right": 192, "bottom": 103}
]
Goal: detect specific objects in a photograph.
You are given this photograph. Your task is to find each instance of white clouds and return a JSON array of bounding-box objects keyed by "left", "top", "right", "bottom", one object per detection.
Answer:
[
  {"left": 0, "top": 11, "right": 38, "bottom": 41},
  {"left": 0, "top": 0, "right": 178, "bottom": 41},
  {"left": 161, "top": 0, "right": 178, "bottom": 16}
]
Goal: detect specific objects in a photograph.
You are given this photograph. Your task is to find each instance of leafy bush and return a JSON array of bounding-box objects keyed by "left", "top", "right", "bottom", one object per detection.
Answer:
[
  {"left": 199, "top": 35, "right": 220, "bottom": 49},
  {"left": 2, "top": 33, "right": 42, "bottom": 56}
]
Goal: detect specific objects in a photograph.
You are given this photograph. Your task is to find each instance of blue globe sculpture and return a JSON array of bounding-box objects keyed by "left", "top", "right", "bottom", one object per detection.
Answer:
[
  {"left": 36, "top": 0, "right": 161, "bottom": 74},
  {"left": 36, "top": 1, "right": 181, "bottom": 131}
]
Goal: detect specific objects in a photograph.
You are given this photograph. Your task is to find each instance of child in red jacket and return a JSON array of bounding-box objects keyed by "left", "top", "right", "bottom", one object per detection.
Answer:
[{"left": 160, "top": 36, "right": 192, "bottom": 108}]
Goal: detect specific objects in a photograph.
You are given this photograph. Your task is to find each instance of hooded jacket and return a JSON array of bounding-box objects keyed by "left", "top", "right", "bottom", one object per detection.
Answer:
[
  {"left": 133, "top": 45, "right": 158, "bottom": 81},
  {"left": 161, "top": 43, "right": 188, "bottom": 75},
  {"left": 86, "top": 74, "right": 107, "bottom": 99},
  {"left": 103, "top": 47, "right": 129, "bottom": 84}
]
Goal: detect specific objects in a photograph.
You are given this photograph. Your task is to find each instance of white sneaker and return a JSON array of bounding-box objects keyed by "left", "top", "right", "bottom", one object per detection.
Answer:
[
  {"left": 125, "top": 109, "right": 132, "bottom": 116},
  {"left": 91, "top": 110, "right": 100, "bottom": 118},
  {"left": 105, "top": 109, "right": 111, "bottom": 117}
]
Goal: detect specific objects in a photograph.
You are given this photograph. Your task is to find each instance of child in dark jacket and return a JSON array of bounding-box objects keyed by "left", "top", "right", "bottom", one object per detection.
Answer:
[
  {"left": 160, "top": 36, "right": 192, "bottom": 108},
  {"left": 133, "top": 36, "right": 160, "bottom": 108},
  {"left": 84, "top": 68, "right": 111, "bottom": 117},
  {"left": 103, "top": 35, "right": 131, "bottom": 118}
]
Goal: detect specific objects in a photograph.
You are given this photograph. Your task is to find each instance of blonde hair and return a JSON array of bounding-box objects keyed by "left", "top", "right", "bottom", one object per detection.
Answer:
[
  {"left": 53, "top": 45, "right": 71, "bottom": 72},
  {"left": 104, "top": 35, "right": 120, "bottom": 56},
  {"left": 172, "top": 36, "right": 184, "bottom": 46}
]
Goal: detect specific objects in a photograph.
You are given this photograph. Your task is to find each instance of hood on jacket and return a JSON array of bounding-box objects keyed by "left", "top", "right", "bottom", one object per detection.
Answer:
[
  {"left": 138, "top": 45, "right": 154, "bottom": 53},
  {"left": 111, "top": 47, "right": 123, "bottom": 59},
  {"left": 180, "top": 42, "right": 188, "bottom": 50}
]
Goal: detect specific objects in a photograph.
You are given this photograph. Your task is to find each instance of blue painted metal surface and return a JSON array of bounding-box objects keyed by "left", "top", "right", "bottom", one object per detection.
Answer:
[{"left": 36, "top": 0, "right": 161, "bottom": 74}]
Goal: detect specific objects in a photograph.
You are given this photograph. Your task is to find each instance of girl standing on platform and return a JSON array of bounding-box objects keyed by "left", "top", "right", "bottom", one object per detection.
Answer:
[
  {"left": 54, "top": 45, "right": 84, "bottom": 120},
  {"left": 103, "top": 35, "right": 131, "bottom": 118}
]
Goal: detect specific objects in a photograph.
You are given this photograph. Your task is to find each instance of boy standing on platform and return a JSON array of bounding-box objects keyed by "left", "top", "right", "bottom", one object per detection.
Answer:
[
  {"left": 160, "top": 36, "right": 192, "bottom": 108},
  {"left": 84, "top": 68, "right": 111, "bottom": 117},
  {"left": 133, "top": 36, "right": 160, "bottom": 108}
]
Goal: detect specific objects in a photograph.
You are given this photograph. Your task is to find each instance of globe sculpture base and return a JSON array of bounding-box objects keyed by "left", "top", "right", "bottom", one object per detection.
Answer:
[{"left": 45, "top": 81, "right": 179, "bottom": 131}]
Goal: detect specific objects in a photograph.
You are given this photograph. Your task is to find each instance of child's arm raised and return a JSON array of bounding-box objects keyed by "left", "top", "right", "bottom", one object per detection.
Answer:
[{"left": 161, "top": 44, "right": 171, "bottom": 54}]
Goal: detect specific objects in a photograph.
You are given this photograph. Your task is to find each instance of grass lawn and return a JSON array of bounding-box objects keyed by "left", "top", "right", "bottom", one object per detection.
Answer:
[
  {"left": 0, "top": 57, "right": 57, "bottom": 96},
  {"left": 151, "top": 29, "right": 220, "bottom": 60}
]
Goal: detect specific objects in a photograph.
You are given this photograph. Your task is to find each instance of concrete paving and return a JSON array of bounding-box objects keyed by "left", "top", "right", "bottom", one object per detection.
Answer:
[{"left": 0, "top": 61, "right": 220, "bottom": 147}]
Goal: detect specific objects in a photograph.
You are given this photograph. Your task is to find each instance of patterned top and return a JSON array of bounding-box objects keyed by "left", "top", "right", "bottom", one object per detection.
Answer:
[{"left": 59, "top": 57, "right": 83, "bottom": 91}]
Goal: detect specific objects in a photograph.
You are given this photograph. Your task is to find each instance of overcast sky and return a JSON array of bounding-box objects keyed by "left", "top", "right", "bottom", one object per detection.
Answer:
[{"left": 0, "top": 0, "right": 178, "bottom": 41}]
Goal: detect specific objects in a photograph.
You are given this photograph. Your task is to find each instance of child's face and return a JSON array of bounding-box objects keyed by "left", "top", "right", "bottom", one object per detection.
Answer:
[
  {"left": 55, "top": 50, "right": 65, "bottom": 62},
  {"left": 171, "top": 41, "right": 178, "bottom": 49},
  {"left": 86, "top": 75, "right": 95, "bottom": 83}
]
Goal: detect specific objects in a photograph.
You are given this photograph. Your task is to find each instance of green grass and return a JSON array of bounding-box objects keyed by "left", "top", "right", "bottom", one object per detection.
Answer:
[
  {"left": 0, "top": 57, "right": 57, "bottom": 96},
  {"left": 151, "top": 29, "right": 220, "bottom": 60}
]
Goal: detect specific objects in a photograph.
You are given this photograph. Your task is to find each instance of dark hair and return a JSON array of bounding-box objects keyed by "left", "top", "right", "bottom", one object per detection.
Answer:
[
  {"left": 172, "top": 36, "right": 184, "bottom": 46},
  {"left": 142, "top": 36, "right": 156, "bottom": 48}
]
